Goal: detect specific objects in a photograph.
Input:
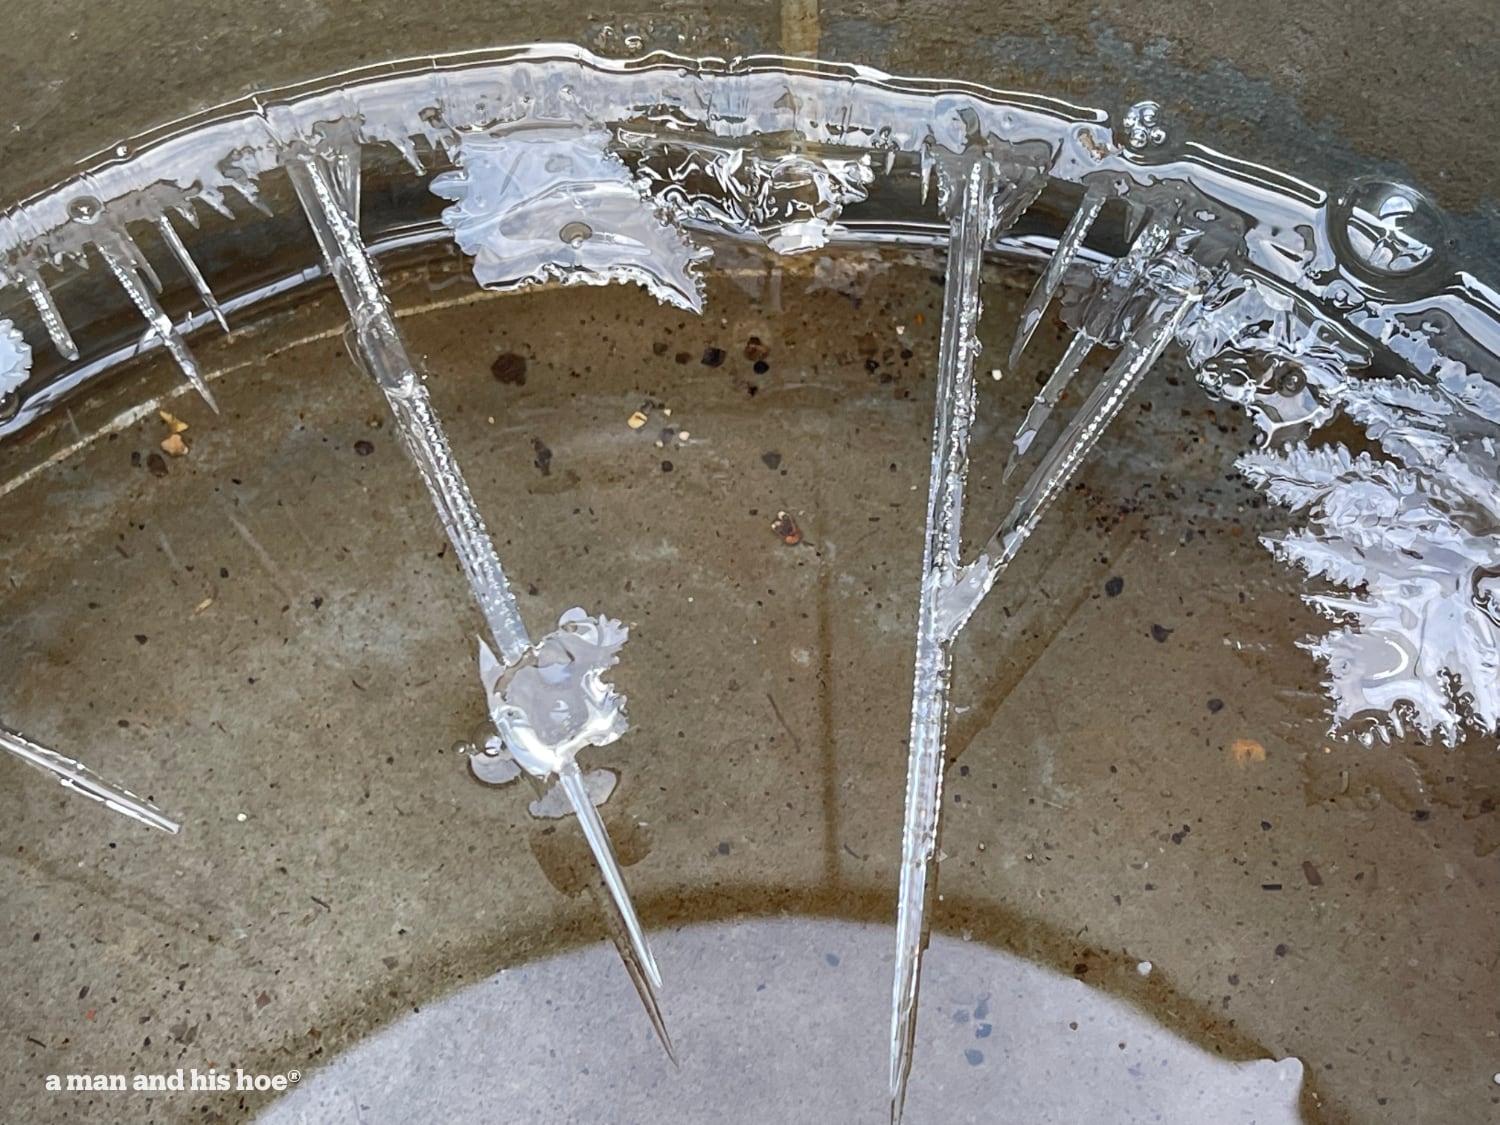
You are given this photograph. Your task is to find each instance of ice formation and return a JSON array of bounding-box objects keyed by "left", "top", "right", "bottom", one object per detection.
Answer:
[{"left": 0, "top": 44, "right": 1497, "bottom": 1116}]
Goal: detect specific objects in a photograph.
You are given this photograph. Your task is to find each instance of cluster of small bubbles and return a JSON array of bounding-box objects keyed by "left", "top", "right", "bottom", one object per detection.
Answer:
[{"left": 1121, "top": 101, "right": 1167, "bottom": 151}]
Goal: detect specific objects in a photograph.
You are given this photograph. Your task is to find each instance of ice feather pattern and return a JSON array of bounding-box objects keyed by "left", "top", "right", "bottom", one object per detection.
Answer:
[{"left": 1239, "top": 376, "right": 1500, "bottom": 744}]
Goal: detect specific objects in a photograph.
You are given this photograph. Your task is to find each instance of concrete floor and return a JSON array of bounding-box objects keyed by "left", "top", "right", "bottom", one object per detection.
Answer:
[
  {"left": 1, "top": 5, "right": 1499, "bottom": 1123},
  {"left": 0, "top": 245, "right": 1496, "bottom": 1123}
]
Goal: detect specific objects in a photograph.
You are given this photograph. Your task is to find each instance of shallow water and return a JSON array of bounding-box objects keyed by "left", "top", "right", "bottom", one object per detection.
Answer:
[{"left": 2, "top": 252, "right": 1497, "bottom": 1122}]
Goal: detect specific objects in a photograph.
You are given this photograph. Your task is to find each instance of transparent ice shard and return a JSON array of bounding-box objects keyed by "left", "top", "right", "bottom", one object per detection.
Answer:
[
  {"left": 22, "top": 272, "right": 78, "bottom": 362},
  {"left": 0, "top": 723, "right": 179, "bottom": 833},
  {"left": 431, "top": 127, "right": 707, "bottom": 312},
  {"left": 290, "top": 145, "right": 665, "bottom": 1040},
  {"left": 477, "top": 611, "right": 661, "bottom": 993},
  {"left": 1009, "top": 184, "right": 1107, "bottom": 370},
  {"left": 942, "top": 284, "right": 1204, "bottom": 640},
  {"left": 1004, "top": 218, "right": 1174, "bottom": 478},
  {"left": 286, "top": 148, "right": 530, "bottom": 666},
  {"left": 157, "top": 214, "right": 229, "bottom": 333},
  {"left": 889, "top": 154, "right": 998, "bottom": 1125},
  {"left": 96, "top": 233, "right": 218, "bottom": 412}
]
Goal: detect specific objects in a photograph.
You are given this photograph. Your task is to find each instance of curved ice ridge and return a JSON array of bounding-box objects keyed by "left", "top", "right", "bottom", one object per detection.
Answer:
[{"left": 0, "top": 45, "right": 1498, "bottom": 744}]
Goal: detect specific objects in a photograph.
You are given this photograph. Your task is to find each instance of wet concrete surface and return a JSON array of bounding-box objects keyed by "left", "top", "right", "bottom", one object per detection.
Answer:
[{"left": 0, "top": 250, "right": 1496, "bottom": 1122}]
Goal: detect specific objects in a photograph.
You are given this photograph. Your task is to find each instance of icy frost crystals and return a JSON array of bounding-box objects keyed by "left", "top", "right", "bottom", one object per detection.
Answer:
[
  {"left": 1240, "top": 375, "right": 1500, "bottom": 745},
  {"left": 431, "top": 127, "right": 706, "bottom": 312}
]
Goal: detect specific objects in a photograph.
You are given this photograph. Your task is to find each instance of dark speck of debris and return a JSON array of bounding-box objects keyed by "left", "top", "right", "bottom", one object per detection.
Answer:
[
  {"left": 964, "top": 1048, "right": 984, "bottom": 1066},
  {"left": 1228, "top": 973, "right": 1240, "bottom": 986},
  {"left": 753, "top": 360, "right": 770, "bottom": 375},
  {"left": 1411, "top": 809, "right": 1431, "bottom": 822},
  {"left": 311, "top": 596, "right": 324, "bottom": 610},
  {"left": 1302, "top": 860, "right": 1323, "bottom": 886},
  {"left": 701, "top": 346, "right": 726, "bottom": 367},
  {"left": 130, "top": 450, "right": 141, "bottom": 467},
  {"left": 531, "top": 437, "right": 552, "bottom": 476},
  {"left": 490, "top": 352, "right": 527, "bottom": 385},
  {"left": 717, "top": 841, "right": 730, "bottom": 855},
  {"left": 1261, "top": 883, "right": 1283, "bottom": 891},
  {"left": 652, "top": 340, "right": 668, "bottom": 356},
  {"left": 134, "top": 634, "right": 148, "bottom": 645},
  {"left": 1105, "top": 576, "right": 1124, "bottom": 597},
  {"left": 744, "top": 336, "right": 769, "bottom": 362},
  {"left": 354, "top": 439, "right": 374, "bottom": 456},
  {"left": 824, "top": 952, "right": 840, "bottom": 967},
  {"left": 1274, "top": 943, "right": 1288, "bottom": 957},
  {"left": 761, "top": 451, "right": 782, "bottom": 470},
  {"left": 527, "top": 583, "right": 539, "bottom": 596},
  {"left": 1150, "top": 624, "right": 1172, "bottom": 642},
  {"left": 146, "top": 452, "right": 168, "bottom": 478},
  {"left": 1261, "top": 820, "right": 1272, "bottom": 831},
  {"left": 674, "top": 351, "right": 691, "bottom": 365},
  {"left": 1207, "top": 698, "right": 1224, "bottom": 713},
  {"left": 661, "top": 460, "right": 673, "bottom": 473}
]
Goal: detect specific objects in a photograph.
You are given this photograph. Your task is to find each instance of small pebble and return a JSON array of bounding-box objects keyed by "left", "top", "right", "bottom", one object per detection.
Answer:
[
  {"left": 1150, "top": 623, "right": 1172, "bottom": 643},
  {"left": 761, "top": 451, "right": 782, "bottom": 470},
  {"left": 1207, "top": 698, "right": 1224, "bottom": 713},
  {"left": 1105, "top": 576, "right": 1124, "bottom": 597},
  {"left": 354, "top": 440, "right": 374, "bottom": 456},
  {"left": 744, "top": 336, "right": 769, "bottom": 362},
  {"left": 771, "top": 511, "right": 801, "bottom": 546},
  {"left": 701, "top": 346, "right": 726, "bottom": 367},
  {"left": 627, "top": 411, "right": 648, "bottom": 429},
  {"left": 160, "top": 433, "right": 188, "bottom": 457},
  {"left": 660, "top": 460, "right": 673, "bottom": 473}
]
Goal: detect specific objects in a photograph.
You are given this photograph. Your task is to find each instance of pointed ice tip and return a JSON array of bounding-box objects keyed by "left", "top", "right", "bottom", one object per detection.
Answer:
[{"left": 194, "top": 379, "right": 220, "bottom": 414}]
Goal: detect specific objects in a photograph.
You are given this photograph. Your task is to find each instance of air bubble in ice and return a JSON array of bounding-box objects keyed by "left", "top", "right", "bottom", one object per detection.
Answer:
[
  {"left": 1337, "top": 178, "right": 1445, "bottom": 276},
  {"left": 67, "top": 195, "right": 102, "bottom": 223},
  {"left": 560, "top": 220, "right": 593, "bottom": 246}
]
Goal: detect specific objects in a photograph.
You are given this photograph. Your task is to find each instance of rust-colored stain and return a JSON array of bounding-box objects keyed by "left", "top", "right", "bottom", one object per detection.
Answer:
[{"left": 1231, "top": 738, "right": 1266, "bottom": 765}]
